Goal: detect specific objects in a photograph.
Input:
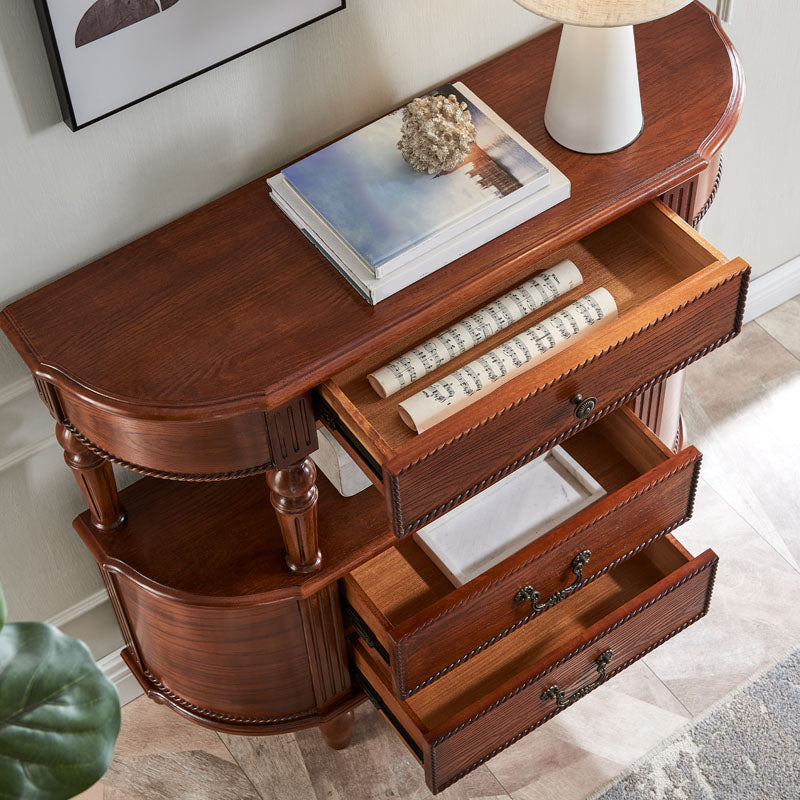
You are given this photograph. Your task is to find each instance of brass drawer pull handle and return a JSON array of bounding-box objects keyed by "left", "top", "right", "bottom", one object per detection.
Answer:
[
  {"left": 514, "top": 550, "right": 591, "bottom": 612},
  {"left": 571, "top": 394, "right": 597, "bottom": 419},
  {"left": 542, "top": 649, "right": 613, "bottom": 709}
]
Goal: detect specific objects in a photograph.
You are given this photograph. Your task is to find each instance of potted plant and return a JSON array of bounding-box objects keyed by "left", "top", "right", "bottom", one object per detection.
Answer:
[{"left": 0, "top": 584, "right": 121, "bottom": 798}]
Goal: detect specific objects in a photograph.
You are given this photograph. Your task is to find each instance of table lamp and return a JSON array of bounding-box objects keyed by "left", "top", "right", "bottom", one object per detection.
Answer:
[{"left": 512, "top": 0, "right": 693, "bottom": 153}]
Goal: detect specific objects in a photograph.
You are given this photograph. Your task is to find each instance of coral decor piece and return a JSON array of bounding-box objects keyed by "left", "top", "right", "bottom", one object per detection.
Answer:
[{"left": 397, "top": 94, "right": 477, "bottom": 175}]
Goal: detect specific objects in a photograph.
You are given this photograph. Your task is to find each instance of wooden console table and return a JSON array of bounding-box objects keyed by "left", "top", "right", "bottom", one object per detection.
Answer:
[{"left": 1, "top": 4, "right": 746, "bottom": 793}]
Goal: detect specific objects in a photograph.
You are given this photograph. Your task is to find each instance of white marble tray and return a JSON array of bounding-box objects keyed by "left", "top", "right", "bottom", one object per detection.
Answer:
[{"left": 413, "top": 446, "right": 605, "bottom": 587}]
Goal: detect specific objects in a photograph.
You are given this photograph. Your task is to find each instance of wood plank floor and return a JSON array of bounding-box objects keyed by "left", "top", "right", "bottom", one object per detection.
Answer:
[{"left": 79, "top": 296, "right": 800, "bottom": 800}]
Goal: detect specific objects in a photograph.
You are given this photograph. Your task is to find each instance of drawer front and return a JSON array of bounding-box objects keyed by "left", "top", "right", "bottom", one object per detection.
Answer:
[
  {"left": 385, "top": 446, "right": 702, "bottom": 697},
  {"left": 354, "top": 547, "right": 718, "bottom": 794},
  {"left": 385, "top": 264, "right": 747, "bottom": 535},
  {"left": 56, "top": 390, "right": 316, "bottom": 476}
]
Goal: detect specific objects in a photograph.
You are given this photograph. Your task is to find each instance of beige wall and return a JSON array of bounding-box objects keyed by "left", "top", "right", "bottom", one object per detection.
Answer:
[
  {"left": 700, "top": 1, "right": 800, "bottom": 274},
  {"left": 0, "top": 0, "right": 796, "bottom": 633}
]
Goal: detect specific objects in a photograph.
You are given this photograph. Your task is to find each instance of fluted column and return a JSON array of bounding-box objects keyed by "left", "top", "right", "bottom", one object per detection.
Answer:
[{"left": 56, "top": 423, "right": 125, "bottom": 531}]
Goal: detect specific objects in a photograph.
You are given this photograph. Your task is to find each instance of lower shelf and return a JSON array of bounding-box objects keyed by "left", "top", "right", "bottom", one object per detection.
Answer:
[
  {"left": 72, "top": 469, "right": 392, "bottom": 727},
  {"left": 74, "top": 467, "right": 394, "bottom": 600},
  {"left": 352, "top": 535, "right": 717, "bottom": 794}
]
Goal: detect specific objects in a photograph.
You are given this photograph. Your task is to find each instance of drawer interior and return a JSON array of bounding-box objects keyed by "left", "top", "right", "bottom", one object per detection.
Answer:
[
  {"left": 321, "top": 201, "right": 725, "bottom": 462},
  {"left": 344, "top": 408, "right": 674, "bottom": 647},
  {"left": 353, "top": 533, "right": 694, "bottom": 738}
]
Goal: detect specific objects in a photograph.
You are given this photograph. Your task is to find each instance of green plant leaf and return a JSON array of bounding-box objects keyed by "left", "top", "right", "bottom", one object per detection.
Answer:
[{"left": 0, "top": 622, "right": 121, "bottom": 799}]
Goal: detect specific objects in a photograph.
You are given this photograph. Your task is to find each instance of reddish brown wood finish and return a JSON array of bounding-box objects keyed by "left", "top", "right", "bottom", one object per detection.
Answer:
[
  {"left": 0, "top": 4, "right": 742, "bottom": 428},
  {"left": 71, "top": 467, "right": 397, "bottom": 601},
  {"left": 267, "top": 458, "right": 322, "bottom": 574},
  {"left": 55, "top": 422, "right": 125, "bottom": 530},
  {"left": 300, "top": 583, "right": 351, "bottom": 706},
  {"left": 660, "top": 152, "right": 723, "bottom": 229},
  {"left": 59, "top": 391, "right": 273, "bottom": 477},
  {"left": 52, "top": 391, "right": 318, "bottom": 480},
  {"left": 353, "top": 538, "right": 718, "bottom": 793},
  {"left": 638, "top": 153, "right": 725, "bottom": 447},
  {"left": 319, "top": 709, "right": 356, "bottom": 750},
  {"left": 319, "top": 204, "right": 749, "bottom": 537},
  {"left": 111, "top": 568, "right": 316, "bottom": 720},
  {"left": 266, "top": 393, "right": 318, "bottom": 468},
  {"left": 77, "top": 499, "right": 359, "bottom": 734},
  {"left": 121, "top": 643, "right": 364, "bottom": 735},
  {"left": 0, "top": 3, "right": 743, "bottom": 776},
  {"left": 344, "top": 409, "right": 703, "bottom": 698}
]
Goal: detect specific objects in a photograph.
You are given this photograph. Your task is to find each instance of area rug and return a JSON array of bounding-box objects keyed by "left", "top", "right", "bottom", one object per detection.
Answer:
[{"left": 590, "top": 647, "right": 800, "bottom": 800}]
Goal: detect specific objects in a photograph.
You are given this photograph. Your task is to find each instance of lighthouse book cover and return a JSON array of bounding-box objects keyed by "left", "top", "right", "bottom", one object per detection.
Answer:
[{"left": 277, "top": 82, "right": 550, "bottom": 277}]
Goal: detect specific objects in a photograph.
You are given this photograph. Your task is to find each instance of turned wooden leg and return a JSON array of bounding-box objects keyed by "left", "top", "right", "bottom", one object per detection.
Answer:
[
  {"left": 266, "top": 457, "right": 322, "bottom": 574},
  {"left": 55, "top": 423, "right": 126, "bottom": 531},
  {"left": 319, "top": 709, "right": 355, "bottom": 750}
]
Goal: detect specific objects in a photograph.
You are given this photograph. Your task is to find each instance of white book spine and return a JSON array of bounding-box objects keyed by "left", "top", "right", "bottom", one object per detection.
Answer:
[
  {"left": 270, "top": 173, "right": 571, "bottom": 305},
  {"left": 276, "top": 81, "right": 552, "bottom": 280}
]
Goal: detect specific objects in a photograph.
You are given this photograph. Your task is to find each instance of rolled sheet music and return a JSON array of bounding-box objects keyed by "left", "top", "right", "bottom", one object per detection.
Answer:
[
  {"left": 399, "top": 288, "right": 617, "bottom": 433},
  {"left": 367, "top": 259, "right": 582, "bottom": 399}
]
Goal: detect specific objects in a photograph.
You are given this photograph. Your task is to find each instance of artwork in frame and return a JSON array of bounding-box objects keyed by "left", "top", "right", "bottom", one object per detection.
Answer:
[{"left": 33, "top": 0, "right": 346, "bottom": 131}]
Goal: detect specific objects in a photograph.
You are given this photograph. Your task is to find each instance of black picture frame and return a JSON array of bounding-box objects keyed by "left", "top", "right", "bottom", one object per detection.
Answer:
[{"left": 33, "top": 0, "right": 346, "bottom": 131}]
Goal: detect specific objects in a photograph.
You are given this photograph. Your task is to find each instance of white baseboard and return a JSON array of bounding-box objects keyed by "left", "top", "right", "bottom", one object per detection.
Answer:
[
  {"left": 45, "top": 588, "right": 109, "bottom": 628},
  {"left": 0, "top": 378, "right": 140, "bottom": 705},
  {"left": 743, "top": 256, "right": 800, "bottom": 323},
  {"left": 0, "top": 376, "right": 34, "bottom": 406},
  {"left": 0, "top": 376, "right": 55, "bottom": 473},
  {"left": 98, "top": 648, "right": 143, "bottom": 706}
]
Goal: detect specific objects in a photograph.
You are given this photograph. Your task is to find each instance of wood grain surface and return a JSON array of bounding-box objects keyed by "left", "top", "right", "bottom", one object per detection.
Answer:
[
  {"left": 0, "top": 3, "right": 742, "bottom": 421},
  {"left": 343, "top": 409, "right": 704, "bottom": 698},
  {"left": 353, "top": 536, "right": 718, "bottom": 792},
  {"left": 0, "top": 3, "right": 744, "bottom": 774},
  {"left": 320, "top": 203, "right": 749, "bottom": 536},
  {"left": 114, "top": 573, "right": 316, "bottom": 719},
  {"left": 72, "top": 468, "right": 395, "bottom": 601}
]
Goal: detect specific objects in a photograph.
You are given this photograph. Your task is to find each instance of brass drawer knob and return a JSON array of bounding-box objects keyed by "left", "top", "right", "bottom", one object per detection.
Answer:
[{"left": 571, "top": 394, "right": 597, "bottom": 420}]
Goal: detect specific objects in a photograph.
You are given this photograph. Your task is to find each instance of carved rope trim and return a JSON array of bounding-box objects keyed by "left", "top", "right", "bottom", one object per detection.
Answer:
[
  {"left": 397, "top": 269, "right": 746, "bottom": 476},
  {"left": 392, "top": 266, "right": 748, "bottom": 534},
  {"left": 434, "top": 613, "right": 705, "bottom": 790},
  {"left": 393, "top": 348, "right": 708, "bottom": 535},
  {"left": 62, "top": 421, "right": 275, "bottom": 481},
  {"left": 395, "top": 455, "right": 702, "bottom": 696},
  {"left": 692, "top": 155, "right": 723, "bottom": 229},
  {"left": 428, "top": 558, "right": 718, "bottom": 790},
  {"left": 431, "top": 558, "right": 716, "bottom": 744},
  {"left": 142, "top": 670, "right": 315, "bottom": 725}
]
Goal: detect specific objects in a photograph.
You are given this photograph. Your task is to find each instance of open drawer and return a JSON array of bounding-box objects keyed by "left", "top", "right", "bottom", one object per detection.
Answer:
[
  {"left": 342, "top": 406, "right": 701, "bottom": 698},
  {"left": 351, "top": 534, "right": 718, "bottom": 794},
  {"left": 316, "top": 201, "right": 748, "bottom": 537}
]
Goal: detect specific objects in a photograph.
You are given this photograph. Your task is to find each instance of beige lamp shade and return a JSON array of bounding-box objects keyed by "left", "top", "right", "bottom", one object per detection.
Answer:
[{"left": 512, "top": 0, "right": 693, "bottom": 27}]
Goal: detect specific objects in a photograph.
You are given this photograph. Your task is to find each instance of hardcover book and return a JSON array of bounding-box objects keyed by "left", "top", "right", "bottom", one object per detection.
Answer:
[
  {"left": 270, "top": 174, "right": 570, "bottom": 304},
  {"left": 274, "top": 82, "right": 552, "bottom": 279}
]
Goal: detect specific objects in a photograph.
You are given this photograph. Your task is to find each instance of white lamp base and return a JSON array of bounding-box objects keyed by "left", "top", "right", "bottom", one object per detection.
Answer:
[{"left": 544, "top": 24, "right": 643, "bottom": 154}]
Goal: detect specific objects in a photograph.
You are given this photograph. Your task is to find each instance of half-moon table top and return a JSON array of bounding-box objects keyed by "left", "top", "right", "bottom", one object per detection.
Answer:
[{"left": 1, "top": 2, "right": 742, "bottom": 420}]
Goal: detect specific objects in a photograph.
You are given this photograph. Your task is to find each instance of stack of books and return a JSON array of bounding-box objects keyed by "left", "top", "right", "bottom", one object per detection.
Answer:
[{"left": 267, "top": 82, "right": 570, "bottom": 304}]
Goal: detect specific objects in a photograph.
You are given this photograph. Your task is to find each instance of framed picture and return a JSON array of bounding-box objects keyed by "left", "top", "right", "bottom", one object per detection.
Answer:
[{"left": 33, "top": 0, "right": 346, "bottom": 131}]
